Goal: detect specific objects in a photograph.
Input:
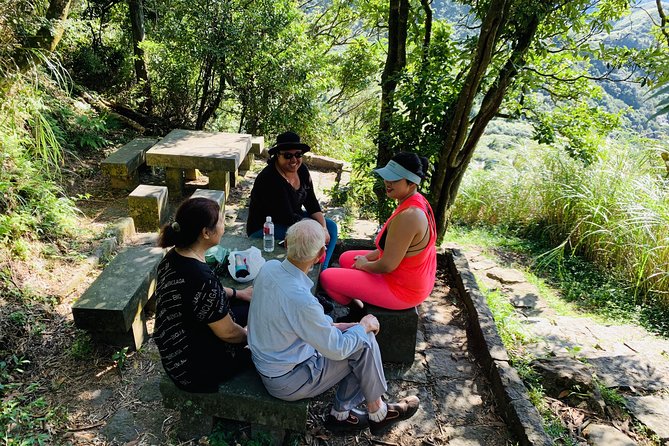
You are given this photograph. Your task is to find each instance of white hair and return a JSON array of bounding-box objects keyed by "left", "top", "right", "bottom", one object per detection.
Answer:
[{"left": 286, "top": 219, "right": 325, "bottom": 262}]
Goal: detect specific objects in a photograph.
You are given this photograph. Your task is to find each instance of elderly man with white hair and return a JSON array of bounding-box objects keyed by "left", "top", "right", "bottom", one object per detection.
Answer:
[{"left": 247, "top": 219, "right": 419, "bottom": 435}]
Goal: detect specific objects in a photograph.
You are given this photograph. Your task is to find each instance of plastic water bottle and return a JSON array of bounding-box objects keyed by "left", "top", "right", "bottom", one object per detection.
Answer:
[{"left": 263, "top": 216, "right": 274, "bottom": 252}]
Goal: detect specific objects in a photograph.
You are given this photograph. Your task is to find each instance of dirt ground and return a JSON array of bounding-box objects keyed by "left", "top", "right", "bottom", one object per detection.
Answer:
[{"left": 1, "top": 151, "right": 510, "bottom": 446}]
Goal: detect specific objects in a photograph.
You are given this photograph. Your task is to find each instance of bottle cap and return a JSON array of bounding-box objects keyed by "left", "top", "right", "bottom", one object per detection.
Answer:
[{"left": 266, "top": 216, "right": 272, "bottom": 222}]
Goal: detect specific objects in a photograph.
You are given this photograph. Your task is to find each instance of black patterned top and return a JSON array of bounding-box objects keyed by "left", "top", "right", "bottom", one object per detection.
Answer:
[{"left": 154, "top": 249, "right": 249, "bottom": 392}]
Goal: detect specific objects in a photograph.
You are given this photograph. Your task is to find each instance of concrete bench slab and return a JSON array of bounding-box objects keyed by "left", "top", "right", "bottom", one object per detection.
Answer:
[
  {"left": 128, "top": 185, "right": 168, "bottom": 233},
  {"left": 72, "top": 245, "right": 165, "bottom": 350},
  {"left": 101, "top": 138, "right": 158, "bottom": 190},
  {"left": 191, "top": 189, "right": 226, "bottom": 212},
  {"left": 367, "top": 304, "right": 419, "bottom": 364},
  {"left": 159, "top": 370, "right": 309, "bottom": 441}
]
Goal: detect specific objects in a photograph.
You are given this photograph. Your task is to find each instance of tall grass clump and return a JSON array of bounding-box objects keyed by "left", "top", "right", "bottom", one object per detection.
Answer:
[{"left": 453, "top": 140, "right": 669, "bottom": 310}]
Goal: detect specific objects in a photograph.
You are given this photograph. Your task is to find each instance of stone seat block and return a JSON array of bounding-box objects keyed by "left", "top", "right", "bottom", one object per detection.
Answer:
[
  {"left": 128, "top": 185, "right": 168, "bottom": 233},
  {"left": 250, "top": 136, "right": 264, "bottom": 155},
  {"left": 367, "top": 304, "right": 419, "bottom": 364},
  {"left": 101, "top": 138, "right": 158, "bottom": 190},
  {"left": 159, "top": 370, "right": 309, "bottom": 440},
  {"left": 191, "top": 188, "right": 226, "bottom": 212},
  {"left": 72, "top": 245, "right": 165, "bottom": 350}
]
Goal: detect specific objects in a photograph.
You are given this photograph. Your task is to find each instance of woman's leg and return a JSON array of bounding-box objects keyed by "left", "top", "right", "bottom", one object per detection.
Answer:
[
  {"left": 319, "top": 266, "right": 411, "bottom": 310},
  {"left": 322, "top": 218, "right": 338, "bottom": 269}
]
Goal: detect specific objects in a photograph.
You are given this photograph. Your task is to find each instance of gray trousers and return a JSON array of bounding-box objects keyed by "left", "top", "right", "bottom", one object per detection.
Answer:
[{"left": 260, "top": 332, "right": 387, "bottom": 411}]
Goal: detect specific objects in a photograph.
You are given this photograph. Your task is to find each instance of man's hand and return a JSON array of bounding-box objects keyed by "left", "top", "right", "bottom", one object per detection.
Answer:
[{"left": 359, "top": 314, "right": 380, "bottom": 335}]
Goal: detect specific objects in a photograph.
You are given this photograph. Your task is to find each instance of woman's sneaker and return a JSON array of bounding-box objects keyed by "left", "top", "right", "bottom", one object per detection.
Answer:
[{"left": 369, "top": 396, "right": 420, "bottom": 436}]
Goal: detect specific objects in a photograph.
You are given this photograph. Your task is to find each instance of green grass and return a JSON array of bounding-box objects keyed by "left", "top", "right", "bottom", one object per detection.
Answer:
[{"left": 445, "top": 224, "right": 669, "bottom": 337}]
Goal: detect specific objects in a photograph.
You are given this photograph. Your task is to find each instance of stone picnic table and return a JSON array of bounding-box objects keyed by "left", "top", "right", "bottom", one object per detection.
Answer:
[
  {"left": 146, "top": 129, "right": 253, "bottom": 197},
  {"left": 215, "top": 234, "right": 321, "bottom": 293}
]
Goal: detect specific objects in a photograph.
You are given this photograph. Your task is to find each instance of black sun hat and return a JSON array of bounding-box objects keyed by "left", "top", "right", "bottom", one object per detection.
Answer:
[{"left": 268, "top": 131, "right": 311, "bottom": 156}]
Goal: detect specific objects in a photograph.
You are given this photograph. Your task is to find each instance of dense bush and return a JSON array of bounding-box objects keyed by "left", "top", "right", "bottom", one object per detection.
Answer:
[{"left": 0, "top": 81, "right": 80, "bottom": 251}]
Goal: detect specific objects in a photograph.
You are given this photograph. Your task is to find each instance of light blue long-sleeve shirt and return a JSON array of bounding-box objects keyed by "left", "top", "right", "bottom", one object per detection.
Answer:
[{"left": 248, "top": 259, "right": 369, "bottom": 378}]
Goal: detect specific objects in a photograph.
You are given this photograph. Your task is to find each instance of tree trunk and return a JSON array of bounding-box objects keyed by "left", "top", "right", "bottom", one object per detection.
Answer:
[
  {"left": 377, "top": 0, "right": 410, "bottom": 169},
  {"left": 430, "top": 1, "right": 545, "bottom": 242},
  {"left": 34, "top": 0, "right": 73, "bottom": 51},
  {"left": 128, "top": 0, "right": 153, "bottom": 111},
  {"left": 4, "top": 0, "right": 74, "bottom": 80},
  {"left": 195, "top": 55, "right": 226, "bottom": 130},
  {"left": 408, "top": 0, "right": 432, "bottom": 145}
]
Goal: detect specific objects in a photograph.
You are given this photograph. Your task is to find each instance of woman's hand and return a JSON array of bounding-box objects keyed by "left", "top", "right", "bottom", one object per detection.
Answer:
[
  {"left": 323, "top": 226, "right": 331, "bottom": 245},
  {"left": 353, "top": 255, "right": 370, "bottom": 271},
  {"left": 365, "top": 250, "right": 381, "bottom": 261},
  {"left": 236, "top": 286, "right": 253, "bottom": 302}
]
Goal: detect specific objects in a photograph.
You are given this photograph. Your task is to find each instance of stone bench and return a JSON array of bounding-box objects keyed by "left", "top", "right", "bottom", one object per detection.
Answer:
[
  {"left": 240, "top": 135, "right": 264, "bottom": 172},
  {"left": 72, "top": 245, "right": 165, "bottom": 350},
  {"left": 367, "top": 304, "right": 419, "bottom": 364},
  {"left": 128, "top": 185, "right": 169, "bottom": 233},
  {"left": 159, "top": 369, "right": 309, "bottom": 442},
  {"left": 191, "top": 188, "right": 225, "bottom": 212},
  {"left": 101, "top": 138, "right": 158, "bottom": 190}
]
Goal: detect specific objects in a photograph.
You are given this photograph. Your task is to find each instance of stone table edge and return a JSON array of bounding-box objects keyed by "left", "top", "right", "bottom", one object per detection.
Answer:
[{"left": 445, "top": 248, "right": 554, "bottom": 446}]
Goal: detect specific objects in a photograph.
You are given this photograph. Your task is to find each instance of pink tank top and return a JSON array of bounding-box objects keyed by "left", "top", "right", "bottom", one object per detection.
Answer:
[{"left": 375, "top": 193, "right": 437, "bottom": 304}]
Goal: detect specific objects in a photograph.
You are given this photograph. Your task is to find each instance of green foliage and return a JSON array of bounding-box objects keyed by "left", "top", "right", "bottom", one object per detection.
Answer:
[
  {"left": 0, "top": 356, "right": 63, "bottom": 445},
  {"left": 69, "top": 333, "right": 93, "bottom": 360},
  {"left": 112, "top": 347, "right": 129, "bottom": 373},
  {"left": 596, "top": 380, "right": 626, "bottom": 409},
  {"left": 481, "top": 284, "right": 533, "bottom": 350},
  {"left": 453, "top": 136, "right": 669, "bottom": 322},
  {"left": 0, "top": 80, "right": 81, "bottom": 246}
]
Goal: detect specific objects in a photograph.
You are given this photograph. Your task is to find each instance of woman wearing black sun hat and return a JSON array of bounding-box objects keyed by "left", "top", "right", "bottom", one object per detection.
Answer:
[{"left": 246, "top": 131, "right": 338, "bottom": 269}]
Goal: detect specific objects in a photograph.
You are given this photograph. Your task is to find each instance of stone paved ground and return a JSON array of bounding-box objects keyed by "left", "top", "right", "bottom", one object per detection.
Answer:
[{"left": 456, "top": 247, "right": 669, "bottom": 445}]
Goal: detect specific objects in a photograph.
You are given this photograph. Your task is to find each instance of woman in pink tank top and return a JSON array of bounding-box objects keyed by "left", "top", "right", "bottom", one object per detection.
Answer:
[{"left": 319, "top": 152, "right": 437, "bottom": 311}]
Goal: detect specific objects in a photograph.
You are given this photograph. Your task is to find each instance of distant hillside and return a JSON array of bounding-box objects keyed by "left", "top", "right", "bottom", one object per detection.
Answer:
[{"left": 431, "top": 0, "right": 668, "bottom": 137}]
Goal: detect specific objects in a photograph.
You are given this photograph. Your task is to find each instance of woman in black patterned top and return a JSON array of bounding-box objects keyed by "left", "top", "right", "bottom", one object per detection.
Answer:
[{"left": 154, "top": 197, "right": 253, "bottom": 392}]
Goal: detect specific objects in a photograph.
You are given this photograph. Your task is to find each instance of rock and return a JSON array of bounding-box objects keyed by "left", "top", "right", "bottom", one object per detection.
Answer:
[
  {"left": 585, "top": 355, "right": 669, "bottom": 391},
  {"left": 505, "top": 282, "right": 541, "bottom": 308},
  {"left": 486, "top": 267, "right": 526, "bottom": 284},
  {"left": 625, "top": 394, "right": 669, "bottom": 441},
  {"left": 468, "top": 259, "right": 497, "bottom": 271},
  {"left": 425, "top": 348, "right": 476, "bottom": 379},
  {"left": 438, "top": 424, "right": 511, "bottom": 445},
  {"left": 582, "top": 423, "right": 637, "bottom": 446},
  {"left": 138, "top": 377, "right": 161, "bottom": 403},
  {"left": 432, "top": 379, "right": 488, "bottom": 424},
  {"left": 531, "top": 356, "right": 604, "bottom": 414},
  {"left": 101, "top": 408, "right": 139, "bottom": 444}
]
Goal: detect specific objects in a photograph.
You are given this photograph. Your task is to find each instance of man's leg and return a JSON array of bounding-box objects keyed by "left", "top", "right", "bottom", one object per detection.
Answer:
[
  {"left": 260, "top": 334, "right": 386, "bottom": 410},
  {"left": 334, "top": 332, "right": 387, "bottom": 410}
]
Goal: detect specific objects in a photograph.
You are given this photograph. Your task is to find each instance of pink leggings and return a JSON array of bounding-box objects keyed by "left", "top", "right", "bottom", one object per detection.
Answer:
[{"left": 319, "top": 250, "right": 415, "bottom": 310}]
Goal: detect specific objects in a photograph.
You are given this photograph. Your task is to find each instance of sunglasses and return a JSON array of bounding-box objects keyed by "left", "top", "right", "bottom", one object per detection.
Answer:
[{"left": 279, "top": 151, "right": 304, "bottom": 160}]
